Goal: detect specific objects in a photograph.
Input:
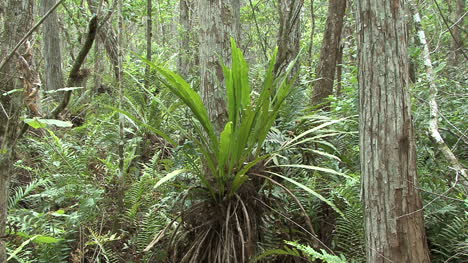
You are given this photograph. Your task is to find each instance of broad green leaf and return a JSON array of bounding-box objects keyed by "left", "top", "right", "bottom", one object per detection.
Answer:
[
  {"left": 40, "top": 119, "right": 73, "bottom": 127},
  {"left": 154, "top": 169, "right": 187, "bottom": 189},
  {"left": 230, "top": 154, "right": 269, "bottom": 195},
  {"left": 23, "top": 118, "right": 46, "bottom": 129},
  {"left": 34, "top": 235, "right": 61, "bottom": 244},
  {"left": 23, "top": 118, "right": 73, "bottom": 128},
  {"left": 140, "top": 57, "right": 218, "bottom": 149},
  {"left": 218, "top": 122, "right": 233, "bottom": 179}
]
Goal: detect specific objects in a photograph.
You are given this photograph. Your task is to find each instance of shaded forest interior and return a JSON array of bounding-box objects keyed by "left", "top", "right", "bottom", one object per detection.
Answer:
[{"left": 0, "top": 0, "right": 466, "bottom": 262}]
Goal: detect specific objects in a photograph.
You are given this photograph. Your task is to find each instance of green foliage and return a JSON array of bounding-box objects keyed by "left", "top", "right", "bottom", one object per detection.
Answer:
[
  {"left": 253, "top": 241, "right": 348, "bottom": 263},
  {"left": 286, "top": 241, "right": 348, "bottom": 263},
  {"left": 149, "top": 39, "right": 293, "bottom": 200}
]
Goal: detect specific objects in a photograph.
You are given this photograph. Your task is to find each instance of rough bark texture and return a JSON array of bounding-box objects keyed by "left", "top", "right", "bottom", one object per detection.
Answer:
[
  {"left": 198, "top": 0, "right": 240, "bottom": 133},
  {"left": 0, "top": 0, "right": 34, "bottom": 260},
  {"left": 87, "top": 0, "right": 119, "bottom": 80},
  {"left": 42, "top": 0, "right": 64, "bottom": 92},
  {"left": 274, "top": 0, "right": 303, "bottom": 76},
  {"left": 145, "top": 0, "right": 152, "bottom": 89},
  {"left": 449, "top": 0, "right": 465, "bottom": 66},
  {"left": 357, "top": 0, "right": 431, "bottom": 262},
  {"left": 311, "top": 0, "right": 346, "bottom": 107},
  {"left": 178, "top": 0, "right": 195, "bottom": 77}
]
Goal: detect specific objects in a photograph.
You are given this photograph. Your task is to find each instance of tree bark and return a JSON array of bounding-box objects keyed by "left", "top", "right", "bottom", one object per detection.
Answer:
[
  {"left": 41, "top": 0, "right": 64, "bottom": 93},
  {"left": 145, "top": 0, "right": 152, "bottom": 89},
  {"left": 178, "top": 0, "right": 193, "bottom": 77},
  {"left": 87, "top": 0, "right": 120, "bottom": 81},
  {"left": 449, "top": 0, "right": 465, "bottom": 66},
  {"left": 311, "top": 0, "right": 346, "bottom": 108},
  {"left": 274, "top": 0, "right": 304, "bottom": 76},
  {"left": 0, "top": 0, "right": 34, "bottom": 260},
  {"left": 50, "top": 16, "right": 97, "bottom": 118},
  {"left": 198, "top": 0, "right": 240, "bottom": 133},
  {"left": 357, "top": 1, "right": 431, "bottom": 262}
]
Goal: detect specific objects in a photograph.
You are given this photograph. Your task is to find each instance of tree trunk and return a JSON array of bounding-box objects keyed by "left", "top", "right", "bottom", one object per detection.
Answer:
[
  {"left": 335, "top": 43, "right": 344, "bottom": 96},
  {"left": 307, "top": 0, "right": 315, "bottom": 70},
  {"left": 41, "top": 0, "right": 64, "bottom": 93},
  {"left": 311, "top": 0, "right": 346, "bottom": 108},
  {"left": 357, "top": 0, "right": 431, "bottom": 262},
  {"left": 449, "top": 0, "right": 465, "bottom": 66},
  {"left": 274, "top": 0, "right": 304, "bottom": 76},
  {"left": 198, "top": 0, "right": 240, "bottom": 133},
  {"left": 178, "top": 0, "right": 193, "bottom": 77},
  {"left": 0, "top": 0, "right": 34, "bottom": 260},
  {"left": 145, "top": 0, "right": 152, "bottom": 89}
]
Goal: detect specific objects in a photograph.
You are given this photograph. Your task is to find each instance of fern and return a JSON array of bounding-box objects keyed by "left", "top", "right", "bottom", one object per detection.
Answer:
[
  {"left": 9, "top": 179, "right": 50, "bottom": 209},
  {"left": 286, "top": 241, "right": 348, "bottom": 263},
  {"left": 428, "top": 212, "right": 468, "bottom": 262}
]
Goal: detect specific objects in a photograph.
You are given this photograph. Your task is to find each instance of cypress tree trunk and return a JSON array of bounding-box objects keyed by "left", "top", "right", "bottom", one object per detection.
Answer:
[
  {"left": 311, "top": 0, "right": 346, "bottom": 108},
  {"left": 178, "top": 0, "right": 194, "bottom": 77},
  {"left": 274, "top": 0, "right": 303, "bottom": 76},
  {"left": 145, "top": 0, "right": 152, "bottom": 89},
  {"left": 357, "top": 0, "right": 431, "bottom": 262},
  {"left": 42, "top": 0, "right": 64, "bottom": 93},
  {"left": 449, "top": 0, "right": 465, "bottom": 66},
  {"left": 198, "top": 0, "right": 240, "bottom": 133},
  {"left": 0, "top": 0, "right": 34, "bottom": 260}
]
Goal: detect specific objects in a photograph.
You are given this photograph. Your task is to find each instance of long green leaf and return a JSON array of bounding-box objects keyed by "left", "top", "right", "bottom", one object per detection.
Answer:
[
  {"left": 267, "top": 171, "right": 345, "bottom": 218},
  {"left": 278, "top": 164, "right": 356, "bottom": 181},
  {"left": 218, "top": 122, "right": 233, "bottom": 181},
  {"left": 140, "top": 57, "right": 218, "bottom": 150},
  {"left": 106, "top": 105, "right": 176, "bottom": 146},
  {"left": 154, "top": 169, "right": 187, "bottom": 189}
]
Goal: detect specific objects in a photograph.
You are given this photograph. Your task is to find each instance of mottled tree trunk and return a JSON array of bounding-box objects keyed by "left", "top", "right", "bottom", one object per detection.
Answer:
[
  {"left": 0, "top": 0, "right": 34, "bottom": 260},
  {"left": 449, "top": 0, "right": 465, "bottom": 66},
  {"left": 41, "top": 0, "right": 64, "bottom": 93},
  {"left": 178, "top": 0, "right": 195, "bottom": 77},
  {"left": 86, "top": 0, "right": 119, "bottom": 81},
  {"left": 274, "top": 0, "right": 303, "bottom": 76},
  {"left": 357, "top": 0, "right": 431, "bottom": 262},
  {"left": 311, "top": 0, "right": 346, "bottom": 108},
  {"left": 145, "top": 0, "right": 152, "bottom": 90},
  {"left": 198, "top": 0, "right": 240, "bottom": 133}
]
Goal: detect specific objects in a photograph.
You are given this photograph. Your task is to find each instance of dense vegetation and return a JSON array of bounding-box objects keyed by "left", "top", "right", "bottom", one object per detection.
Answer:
[{"left": 0, "top": 0, "right": 466, "bottom": 262}]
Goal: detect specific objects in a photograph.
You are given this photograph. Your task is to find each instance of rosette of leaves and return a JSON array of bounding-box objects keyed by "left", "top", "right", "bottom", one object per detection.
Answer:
[{"left": 144, "top": 39, "right": 294, "bottom": 262}]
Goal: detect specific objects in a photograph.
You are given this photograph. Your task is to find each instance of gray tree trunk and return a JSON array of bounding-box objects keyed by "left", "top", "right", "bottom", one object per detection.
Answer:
[
  {"left": 274, "top": 0, "right": 303, "bottom": 76},
  {"left": 198, "top": 0, "right": 240, "bottom": 133},
  {"left": 87, "top": 0, "right": 120, "bottom": 80},
  {"left": 178, "top": 0, "right": 194, "bottom": 77},
  {"left": 41, "top": 0, "right": 64, "bottom": 93},
  {"left": 0, "top": 0, "right": 34, "bottom": 260},
  {"left": 145, "top": 0, "right": 152, "bottom": 89},
  {"left": 311, "top": 0, "right": 346, "bottom": 108},
  {"left": 357, "top": 0, "right": 431, "bottom": 262},
  {"left": 449, "top": 0, "right": 465, "bottom": 66}
]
